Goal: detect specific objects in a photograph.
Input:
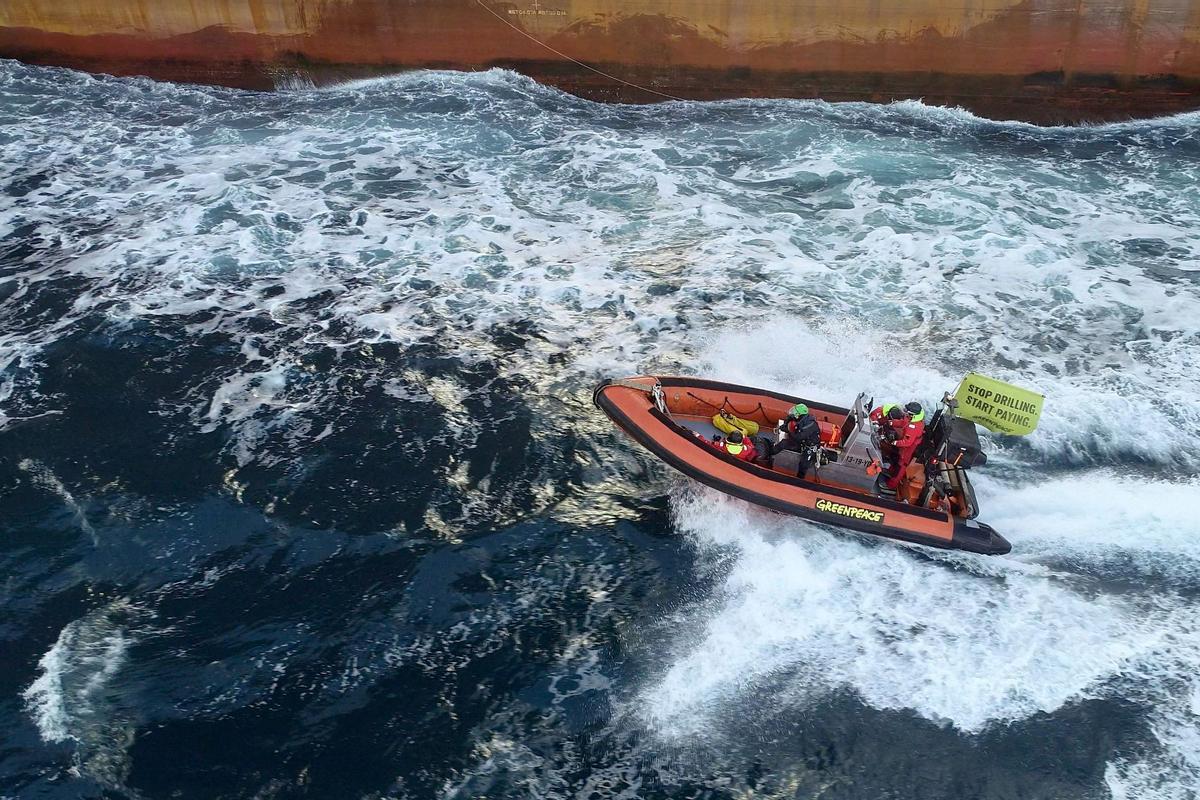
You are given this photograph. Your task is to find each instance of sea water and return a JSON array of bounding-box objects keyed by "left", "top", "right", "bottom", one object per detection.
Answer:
[{"left": 1, "top": 60, "right": 1198, "bottom": 798}]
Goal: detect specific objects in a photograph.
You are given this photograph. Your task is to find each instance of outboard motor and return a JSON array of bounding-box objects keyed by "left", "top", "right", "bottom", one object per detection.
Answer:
[
  {"left": 941, "top": 416, "right": 987, "bottom": 468},
  {"left": 921, "top": 399, "right": 985, "bottom": 518}
]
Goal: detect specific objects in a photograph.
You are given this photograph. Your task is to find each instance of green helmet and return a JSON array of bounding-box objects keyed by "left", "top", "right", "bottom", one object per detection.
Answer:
[{"left": 789, "top": 403, "right": 809, "bottom": 417}]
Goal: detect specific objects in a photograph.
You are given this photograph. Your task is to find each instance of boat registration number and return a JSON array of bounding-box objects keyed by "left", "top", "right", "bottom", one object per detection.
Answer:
[{"left": 815, "top": 498, "right": 884, "bottom": 524}]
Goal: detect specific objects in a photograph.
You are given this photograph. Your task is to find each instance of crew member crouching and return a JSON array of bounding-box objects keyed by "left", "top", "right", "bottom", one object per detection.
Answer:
[
  {"left": 711, "top": 429, "right": 758, "bottom": 462},
  {"left": 773, "top": 403, "right": 821, "bottom": 478},
  {"left": 696, "top": 428, "right": 759, "bottom": 462}
]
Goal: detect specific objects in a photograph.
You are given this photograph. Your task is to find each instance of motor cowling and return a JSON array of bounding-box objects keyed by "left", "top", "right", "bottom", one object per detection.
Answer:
[{"left": 942, "top": 417, "right": 987, "bottom": 468}]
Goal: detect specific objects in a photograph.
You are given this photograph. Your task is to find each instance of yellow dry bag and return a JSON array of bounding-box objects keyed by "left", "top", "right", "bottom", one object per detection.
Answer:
[{"left": 712, "top": 411, "right": 760, "bottom": 437}]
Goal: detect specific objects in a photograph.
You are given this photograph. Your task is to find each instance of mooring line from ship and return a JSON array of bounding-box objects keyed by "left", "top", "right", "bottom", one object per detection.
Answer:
[{"left": 472, "top": 0, "right": 688, "bottom": 102}]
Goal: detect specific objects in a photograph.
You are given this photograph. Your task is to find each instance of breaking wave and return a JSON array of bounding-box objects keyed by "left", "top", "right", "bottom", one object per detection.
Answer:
[{"left": 23, "top": 613, "right": 129, "bottom": 745}]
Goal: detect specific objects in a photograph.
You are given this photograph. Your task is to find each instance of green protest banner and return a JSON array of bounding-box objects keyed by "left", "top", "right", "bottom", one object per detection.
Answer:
[{"left": 955, "top": 372, "right": 1044, "bottom": 435}]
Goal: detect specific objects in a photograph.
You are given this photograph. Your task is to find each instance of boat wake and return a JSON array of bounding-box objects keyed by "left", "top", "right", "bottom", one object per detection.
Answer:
[{"left": 637, "top": 328, "right": 1200, "bottom": 799}]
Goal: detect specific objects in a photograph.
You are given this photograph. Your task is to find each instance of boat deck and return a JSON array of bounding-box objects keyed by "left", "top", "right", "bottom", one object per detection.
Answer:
[{"left": 671, "top": 413, "right": 865, "bottom": 489}]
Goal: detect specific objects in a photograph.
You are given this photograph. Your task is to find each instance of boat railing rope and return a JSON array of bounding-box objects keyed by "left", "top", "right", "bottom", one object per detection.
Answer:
[{"left": 686, "top": 391, "right": 773, "bottom": 424}]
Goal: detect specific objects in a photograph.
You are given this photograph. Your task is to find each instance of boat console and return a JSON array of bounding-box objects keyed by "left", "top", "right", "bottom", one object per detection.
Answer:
[{"left": 772, "top": 393, "right": 888, "bottom": 496}]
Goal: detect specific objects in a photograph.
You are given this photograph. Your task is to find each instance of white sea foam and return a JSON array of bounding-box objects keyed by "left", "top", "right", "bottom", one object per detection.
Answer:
[
  {"left": 643, "top": 487, "right": 1200, "bottom": 796},
  {"left": 646, "top": 488, "right": 1189, "bottom": 733},
  {"left": 693, "top": 318, "right": 1200, "bottom": 467},
  {"left": 23, "top": 600, "right": 136, "bottom": 744},
  {"left": 1105, "top": 640, "right": 1200, "bottom": 800},
  {"left": 641, "top": 325, "right": 1200, "bottom": 798},
  {"left": 2, "top": 64, "right": 1198, "bottom": 467},
  {"left": 981, "top": 473, "right": 1200, "bottom": 580}
]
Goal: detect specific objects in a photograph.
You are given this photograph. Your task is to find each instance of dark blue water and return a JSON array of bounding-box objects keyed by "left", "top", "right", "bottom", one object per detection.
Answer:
[{"left": 2, "top": 61, "right": 1199, "bottom": 799}]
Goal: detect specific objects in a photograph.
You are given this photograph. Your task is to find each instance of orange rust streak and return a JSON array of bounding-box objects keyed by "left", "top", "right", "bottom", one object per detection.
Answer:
[
  {"left": 3, "top": 0, "right": 1199, "bottom": 75},
  {"left": 2, "top": 1, "right": 1199, "bottom": 122}
]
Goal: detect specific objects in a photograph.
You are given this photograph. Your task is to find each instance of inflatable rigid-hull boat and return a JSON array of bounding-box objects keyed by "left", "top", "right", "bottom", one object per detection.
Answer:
[{"left": 594, "top": 375, "right": 1011, "bottom": 556}]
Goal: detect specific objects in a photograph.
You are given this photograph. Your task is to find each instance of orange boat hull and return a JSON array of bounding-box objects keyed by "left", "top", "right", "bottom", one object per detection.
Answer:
[{"left": 594, "top": 376, "right": 1011, "bottom": 555}]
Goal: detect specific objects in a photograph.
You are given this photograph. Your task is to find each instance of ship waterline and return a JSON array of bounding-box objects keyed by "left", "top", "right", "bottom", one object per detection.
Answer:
[{"left": 3, "top": 0, "right": 1200, "bottom": 123}]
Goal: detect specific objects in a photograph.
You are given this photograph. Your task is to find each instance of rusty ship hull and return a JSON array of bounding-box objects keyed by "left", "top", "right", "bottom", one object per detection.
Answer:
[{"left": 2, "top": 0, "right": 1199, "bottom": 123}]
